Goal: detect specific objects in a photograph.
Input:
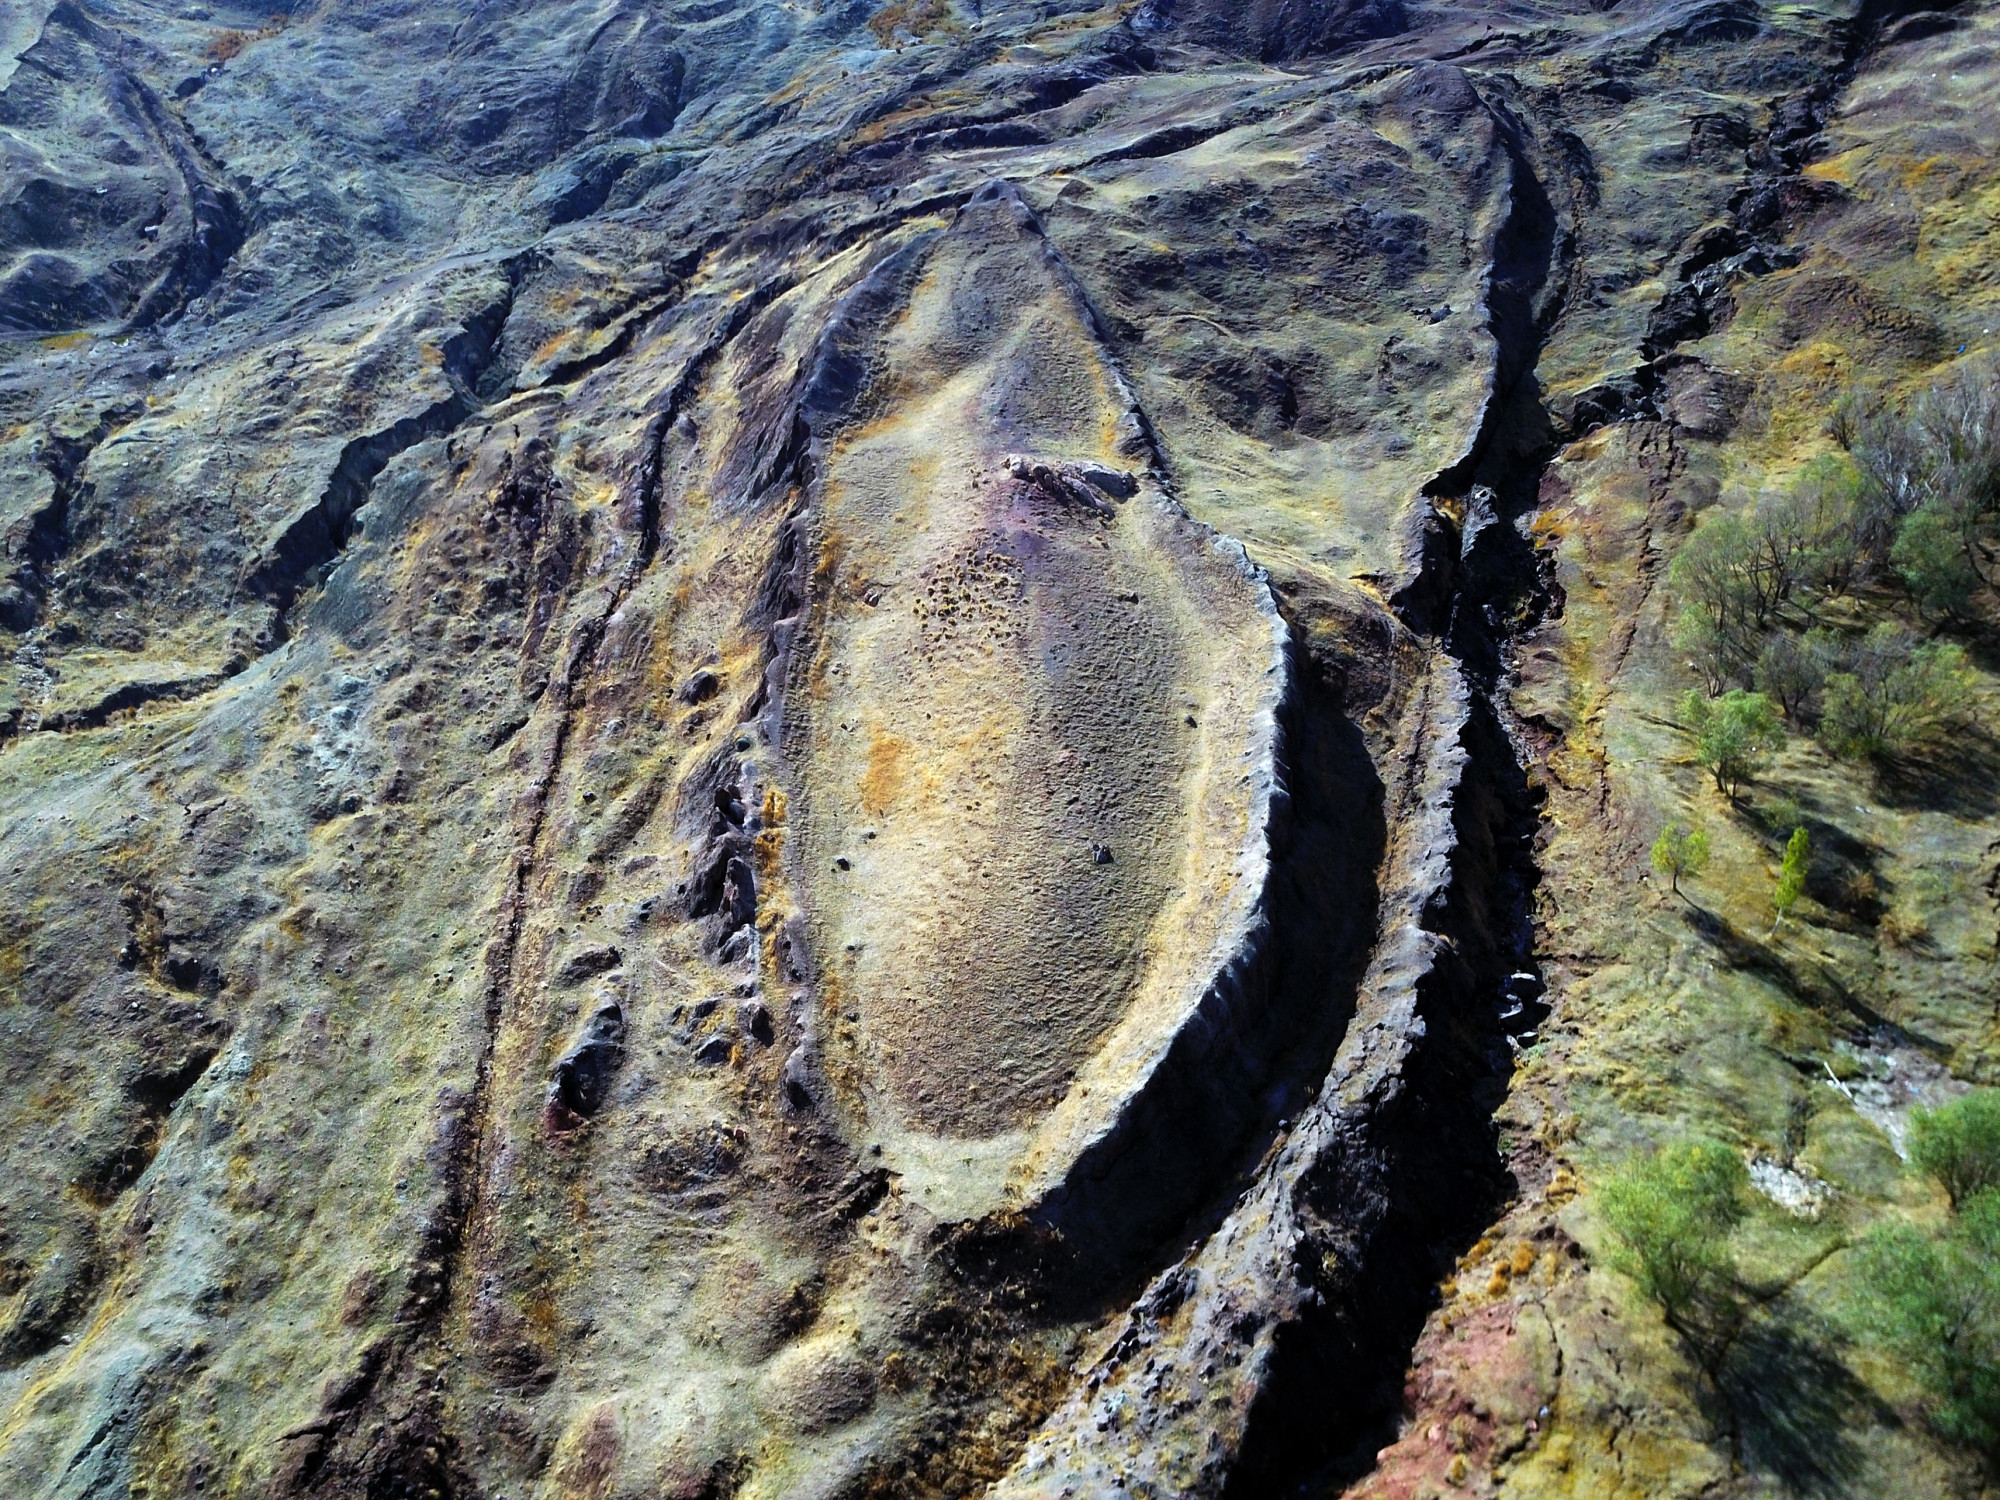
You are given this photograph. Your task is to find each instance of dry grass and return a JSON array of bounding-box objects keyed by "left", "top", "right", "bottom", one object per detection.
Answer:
[
  {"left": 1880, "top": 908, "right": 1930, "bottom": 947},
  {"left": 868, "top": 0, "right": 961, "bottom": 47},
  {"left": 207, "top": 17, "right": 290, "bottom": 65}
]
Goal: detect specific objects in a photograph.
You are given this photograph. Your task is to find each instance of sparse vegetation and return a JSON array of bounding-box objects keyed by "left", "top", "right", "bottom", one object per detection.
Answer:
[
  {"left": 868, "top": 0, "right": 960, "bottom": 46},
  {"left": 1880, "top": 908, "right": 1930, "bottom": 947},
  {"left": 1650, "top": 821, "right": 1710, "bottom": 897},
  {"left": 1910, "top": 1090, "right": 2000, "bottom": 1210},
  {"left": 206, "top": 17, "right": 289, "bottom": 65}
]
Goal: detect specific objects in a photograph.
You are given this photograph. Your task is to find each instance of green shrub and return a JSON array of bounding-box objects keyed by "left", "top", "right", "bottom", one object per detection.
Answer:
[
  {"left": 1894, "top": 502, "right": 1982, "bottom": 618},
  {"left": 1650, "top": 821, "right": 1710, "bottom": 897},
  {"left": 1672, "top": 605, "right": 1745, "bottom": 695},
  {"left": 1850, "top": 1190, "right": 2000, "bottom": 1454},
  {"left": 1600, "top": 1140, "right": 1748, "bottom": 1376},
  {"left": 1745, "top": 493, "right": 1813, "bottom": 618},
  {"left": 1850, "top": 362, "right": 2000, "bottom": 590},
  {"left": 1683, "top": 688, "right": 1783, "bottom": 796},
  {"left": 1754, "top": 628, "right": 1835, "bottom": 720},
  {"left": 1670, "top": 516, "right": 1766, "bottom": 689},
  {"left": 1792, "top": 454, "right": 1871, "bottom": 596},
  {"left": 1910, "top": 1090, "right": 2000, "bottom": 1209},
  {"left": 1819, "top": 626, "right": 1973, "bottom": 760}
]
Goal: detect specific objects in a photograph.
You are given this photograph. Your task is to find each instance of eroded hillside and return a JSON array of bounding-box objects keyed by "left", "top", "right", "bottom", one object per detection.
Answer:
[{"left": 0, "top": 1, "right": 1996, "bottom": 1497}]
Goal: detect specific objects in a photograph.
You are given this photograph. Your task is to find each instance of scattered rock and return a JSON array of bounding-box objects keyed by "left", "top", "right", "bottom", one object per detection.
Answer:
[
  {"left": 553, "top": 945, "right": 622, "bottom": 986},
  {"left": 639, "top": 1122, "right": 749, "bottom": 1195},
  {"left": 694, "top": 1034, "right": 734, "bottom": 1067},
  {"left": 781, "top": 1047, "right": 818, "bottom": 1112},
  {"left": 1001, "top": 454, "right": 1120, "bottom": 515},
  {"left": 739, "top": 1001, "right": 774, "bottom": 1045},
  {"left": 547, "top": 1003, "right": 627, "bottom": 1127},
  {"left": 833, "top": 1167, "right": 891, "bottom": 1220},
  {"left": 758, "top": 1339, "right": 877, "bottom": 1434},
  {"left": 1747, "top": 1154, "right": 1833, "bottom": 1219}
]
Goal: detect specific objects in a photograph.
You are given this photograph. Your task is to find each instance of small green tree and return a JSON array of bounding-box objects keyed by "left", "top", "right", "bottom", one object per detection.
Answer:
[
  {"left": 1600, "top": 1140, "right": 1749, "bottom": 1380},
  {"left": 1850, "top": 1189, "right": 2000, "bottom": 1455},
  {"left": 1670, "top": 517, "right": 1764, "bottom": 688},
  {"left": 1746, "top": 490, "right": 1813, "bottom": 619},
  {"left": 1651, "top": 821, "right": 1710, "bottom": 898},
  {"left": 1684, "top": 688, "right": 1784, "bottom": 797},
  {"left": 1820, "top": 626, "right": 1974, "bottom": 759},
  {"left": 1910, "top": 1090, "right": 2000, "bottom": 1209},
  {"left": 1894, "top": 501, "right": 1981, "bottom": 618},
  {"left": 1754, "top": 629, "right": 1829, "bottom": 720},
  {"left": 1793, "top": 454, "right": 1871, "bottom": 596},
  {"left": 1672, "top": 606, "right": 1744, "bottom": 695},
  {"left": 1771, "top": 826, "right": 1810, "bottom": 934}
]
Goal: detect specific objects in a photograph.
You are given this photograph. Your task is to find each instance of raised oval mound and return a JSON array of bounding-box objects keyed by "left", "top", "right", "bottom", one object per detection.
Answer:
[{"left": 789, "top": 185, "right": 1290, "bottom": 1236}]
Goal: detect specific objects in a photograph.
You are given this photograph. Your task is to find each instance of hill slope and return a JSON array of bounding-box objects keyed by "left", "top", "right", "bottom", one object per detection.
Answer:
[{"left": 0, "top": 2, "right": 1995, "bottom": 1497}]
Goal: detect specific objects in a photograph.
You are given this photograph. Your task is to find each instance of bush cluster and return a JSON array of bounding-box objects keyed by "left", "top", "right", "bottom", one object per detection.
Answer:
[
  {"left": 1669, "top": 458, "right": 1870, "bottom": 690},
  {"left": 1851, "top": 1091, "right": 2000, "bottom": 1455},
  {"left": 1847, "top": 369, "right": 2000, "bottom": 613},
  {"left": 1600, "top": 1140, "right": 1749, "bottom": 1379},
  {"left": 1668, "top": 364, "right": 1989, "bottom": 762},
  {"left": 1603, "top": 1095, "right": 2000, "bottom": 1463}
]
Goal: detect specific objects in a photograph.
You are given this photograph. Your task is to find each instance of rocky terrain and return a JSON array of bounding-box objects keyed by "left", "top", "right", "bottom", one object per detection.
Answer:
[{"left": 0, "top": 0, "right": 1996, "bottom": 1497}]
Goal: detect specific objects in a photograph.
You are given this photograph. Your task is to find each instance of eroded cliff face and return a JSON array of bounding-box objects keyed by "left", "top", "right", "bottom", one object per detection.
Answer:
[{"left": 0, "top": 2, "right": 1995, "bottom": 1497}]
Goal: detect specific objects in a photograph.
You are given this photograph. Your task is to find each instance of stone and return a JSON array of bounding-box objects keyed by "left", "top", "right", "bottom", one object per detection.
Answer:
[
  {"left": 552, "top": 946, "right": 621, "bottom": 986},
  {"left": 547, "top": 1003, "right": 626, "bottom": 1125}
]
